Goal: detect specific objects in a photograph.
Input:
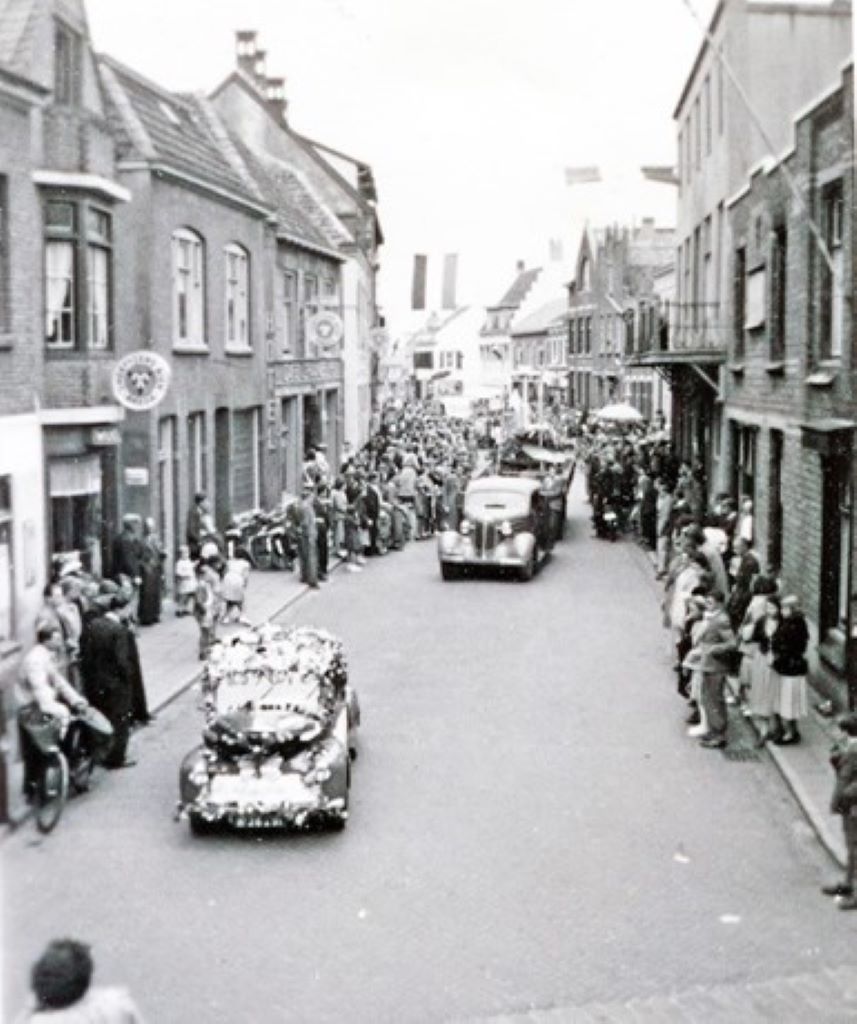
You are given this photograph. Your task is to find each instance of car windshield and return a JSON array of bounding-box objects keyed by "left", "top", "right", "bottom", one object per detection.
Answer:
[{"left": 465, "top": 491, "right": 529, "bottom": 518}]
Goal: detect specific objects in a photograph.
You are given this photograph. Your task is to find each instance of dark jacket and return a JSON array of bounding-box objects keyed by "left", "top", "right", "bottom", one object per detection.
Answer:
[
  {"left": 694, "top": 610, "right": 737, "bottom": 674},
  {"left": 112, "top": 530, "right": 143, "bottom": 580},
  {"left": 770, "top": 614, "right": 809, "bottom": 677},
  {"left": 80, "top": 614, "right": 133, "bottom": 719}
]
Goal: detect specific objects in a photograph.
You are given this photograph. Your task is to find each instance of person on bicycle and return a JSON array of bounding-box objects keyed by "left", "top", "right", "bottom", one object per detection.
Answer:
[{"left": 16, "top": 625, "right": 91, "bottom": 799}]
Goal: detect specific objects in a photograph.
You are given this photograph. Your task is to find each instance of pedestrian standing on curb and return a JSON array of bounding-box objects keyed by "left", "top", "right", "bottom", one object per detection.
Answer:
[
  {"left": 186, "top": 493, "right": 207, "bottom": 560},
  {"left": 331, "top": 477, "right": 348, "bottom": 558},
  {"left": 174, "top": 545, "right": 196, "bottom": 616},
  {"left": 655, "top": 478, "right": 674, "bottom": 578},
  {"left": 753, "top": 594, "right": 782, "bottom": 744},
  {"left": 314, "top": 483, "right": 331, "bottom": 581},
  {"left": 14, "top": 938, "right": 145, "bottom": 1023},
  {"left": 738, "top": 575, "right": 777, "bottom": 714},
  {"left": 822, "top": 712, "right": 857, "bottom": 910},
  {"left": 111, "top": 516, "right": 143, "bottom": 623},
  {"left": 696, "top": 590, "right": 737, "bottom": 750},
  {"left": 193, "top": 558, "right": 222, "bottom": 660},
  {"left": 220, "top": 553, "right": 252, "bottom": 625},
  {"left": 295, "top": 483, "right": 320, "bottom": 587},
  {"left": 769, "top": 594, "right": 809, "bottom": 746}
]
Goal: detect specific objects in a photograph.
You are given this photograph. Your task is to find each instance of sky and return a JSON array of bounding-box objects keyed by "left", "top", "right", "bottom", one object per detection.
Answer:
[{"left": 83, "top": 0, "right": 725, "bottom": 334}]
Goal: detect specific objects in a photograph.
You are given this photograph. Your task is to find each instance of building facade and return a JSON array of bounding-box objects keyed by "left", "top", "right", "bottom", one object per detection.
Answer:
[{"left": 724, "top": 62, "right": 855, "bottom": 705}]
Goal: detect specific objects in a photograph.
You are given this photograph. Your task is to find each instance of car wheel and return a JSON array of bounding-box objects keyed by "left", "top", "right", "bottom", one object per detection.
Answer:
[
  {"left": 189, "top": 813, "right": 218, "bottom": 837},
  {"left": 440, "top": 562, "right": 458, "bottom": 581},
  {"left": 519, "top": 554, "right": 535, "bottom": 582},
  {"left": 329, "top": 764, "right": 350, "bottom": 831}
]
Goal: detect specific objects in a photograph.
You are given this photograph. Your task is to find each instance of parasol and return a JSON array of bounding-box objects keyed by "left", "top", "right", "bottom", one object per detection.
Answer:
[{"left": 594, "top": 402, "right": 644, "bottom": 423}]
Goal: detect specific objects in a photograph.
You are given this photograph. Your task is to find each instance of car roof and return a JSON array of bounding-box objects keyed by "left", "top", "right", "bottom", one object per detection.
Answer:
[{"left": 466, "top": 475, "right": 539, "bottom": 497}]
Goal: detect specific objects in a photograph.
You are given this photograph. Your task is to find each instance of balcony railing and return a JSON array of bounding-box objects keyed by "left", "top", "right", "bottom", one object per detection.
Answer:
[{"left": 625, "top": 302, "right": 726, "bottom": 358}]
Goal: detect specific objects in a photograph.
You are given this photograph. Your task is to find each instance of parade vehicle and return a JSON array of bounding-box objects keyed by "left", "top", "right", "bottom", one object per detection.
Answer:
[
  {"left": 495, "top": 426, "right": 575, "bottom": 541},
  {"left": 176, "top": 624, "right": 359, "bottom": 834},
  {"left": 437, "top": 475, "right": 554, "bottom": 581}
]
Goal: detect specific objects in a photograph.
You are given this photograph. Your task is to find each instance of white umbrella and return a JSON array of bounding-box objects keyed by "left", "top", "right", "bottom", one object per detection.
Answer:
[{"left": 594, "top": 402, "right": 644, "bottom": 423}]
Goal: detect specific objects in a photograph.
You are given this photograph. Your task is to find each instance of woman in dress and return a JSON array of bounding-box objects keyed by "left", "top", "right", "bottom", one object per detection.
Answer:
[
  {"left": 737, "top": 574, "right": 777, "bottom": 708},
  {"left": 769, "top": 595, "right": 810, "bottom": 745},
  {"left": 137, "top": 517, "right": 164, "bottom": 626},
  {"left": 752, "top": 595, "right": 782, "bottom": 743}
]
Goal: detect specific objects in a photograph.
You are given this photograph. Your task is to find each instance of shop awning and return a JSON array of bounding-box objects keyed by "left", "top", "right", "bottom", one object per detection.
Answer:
[{"left": 49, "top": 455, "right": 101, "bottom": 497}]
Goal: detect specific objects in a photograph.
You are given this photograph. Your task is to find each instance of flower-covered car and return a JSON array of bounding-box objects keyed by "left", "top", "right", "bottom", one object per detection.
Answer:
[
  {"left": 495, "top": 429, "right": 575, "bottom": 541},
  {"left": 437, "top": 475, "right": 554, "bottom": 581},
  {"left": 176, "top": 624, "right": 359, "bottom": 834}
]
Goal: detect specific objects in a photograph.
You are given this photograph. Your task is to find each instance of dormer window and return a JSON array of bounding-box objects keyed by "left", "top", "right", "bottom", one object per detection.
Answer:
[{"left": 54, "top": 21, "right": 82, "bottom": 106}]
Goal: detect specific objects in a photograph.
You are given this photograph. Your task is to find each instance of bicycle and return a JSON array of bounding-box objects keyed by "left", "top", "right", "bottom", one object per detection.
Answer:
[{"left": 21, "top": 710, "right": 98, "bottom": 834}]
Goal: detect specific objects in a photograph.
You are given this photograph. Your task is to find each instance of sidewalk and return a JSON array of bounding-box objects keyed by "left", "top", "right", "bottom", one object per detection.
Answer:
[
  {"left": 633, "top": 539, "right": 848, "bottom": 869},
  {"left": 4, "top": 559, "right": 337, "bottom": 829}
]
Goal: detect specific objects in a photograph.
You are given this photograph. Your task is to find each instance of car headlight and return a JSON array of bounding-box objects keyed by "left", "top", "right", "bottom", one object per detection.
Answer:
[
  {"left": 499, "top": 520, "right": 513, "bottom": 538},
  {"left": 459, "top": 519, "right": 472, "bottom": 535}
]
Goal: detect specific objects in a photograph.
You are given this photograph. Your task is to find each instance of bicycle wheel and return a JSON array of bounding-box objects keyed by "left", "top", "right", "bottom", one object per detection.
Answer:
[
  {"left": 66, "top": 724, "right": 94, "bottom": 794},
  {"left": 35, "top": 751, "right": 69, "bottom": 834}
]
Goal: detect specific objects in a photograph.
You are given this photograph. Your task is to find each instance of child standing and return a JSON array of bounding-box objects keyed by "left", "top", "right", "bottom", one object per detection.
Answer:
[
  {"left": 174, "top": 545, "right": 196, "bottom": 617},
  {"left": 193, "top": 558, "right": 222, "bottom": 660},
  {"left": 220, "top": 554, "right": 252, "bottom": 625}
]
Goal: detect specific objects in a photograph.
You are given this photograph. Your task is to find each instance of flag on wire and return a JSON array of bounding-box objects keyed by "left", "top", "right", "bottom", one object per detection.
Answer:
[
  {"left": 441, "top": 253, "right": 458, "bottom": 310},
  {"left": 564, "top": 165, "right": 601, "bottom": 185},
  {"left": 411, "top": 254, "right": 428, "bottom": 310},
  {"left": 641, "top": 165, "right": 679, "bottom": 186}
]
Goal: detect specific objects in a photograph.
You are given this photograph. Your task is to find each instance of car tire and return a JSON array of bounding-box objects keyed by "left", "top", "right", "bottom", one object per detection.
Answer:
[
  {"left": 189, "top": 813, "right": 218, "bottom": 837},
  {"left": 440, "top": 562, "right": 458, "bottom": 581},
  {"left": 329, "top": 763, "right": 350, "bottom": 831}
]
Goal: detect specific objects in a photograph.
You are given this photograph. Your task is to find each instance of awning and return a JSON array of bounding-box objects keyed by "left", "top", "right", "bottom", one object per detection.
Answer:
[
  {"left": 49, "top": 455, "right": 101, "bottom": 497},
  {"left": 800, "top": 419, "right": 856, "bottom": 457}
]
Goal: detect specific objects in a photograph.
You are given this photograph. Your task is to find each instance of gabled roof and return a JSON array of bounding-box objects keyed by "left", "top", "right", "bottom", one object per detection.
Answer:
[
  {"left": 490, "top": 267, "right": 541, "bottom": 310},
  {"left": 0, "top": 0, "right": 40, "bottom": 79},
  {"left": 232, "top": 138, "right": 349, "bottom": 257},
  {"left": 510, "top": 298, "right": 568, "bottom": 338},
  {"left": 99, "top": 55, "right": 266, "bottom": 208}
]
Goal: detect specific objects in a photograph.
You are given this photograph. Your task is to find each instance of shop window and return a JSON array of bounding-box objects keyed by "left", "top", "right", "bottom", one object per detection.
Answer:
[
  {"left": 172, "top": 228, "right": 206, "bottom": 348},
  {"left": 730, "top": 423, "right": 756, "bottom": 507},
  {"left": 819, "top": 180, "right": 844, "bottom": 361},
  {"left": 0, "top": 476, "right": 12, "bottom": 641},
  {"left": 224, "top": 243, "right": 250, "bottom": 350},
  {"left": 54, "top": 20, "right": 82, "bottom": 106},
  {"left": 187, "top": 412, "right": 207, "bottom": 498},
  {"left": 49, "top": 457, "right": 102, "bottom": 570}
]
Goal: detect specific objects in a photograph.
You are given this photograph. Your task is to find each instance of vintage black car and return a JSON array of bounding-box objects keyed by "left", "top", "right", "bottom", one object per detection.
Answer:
[
  {"left": 176, "top": 625, "right": 359, "bottom": 834},
  {"left": 437, "top": 475, "right": 555, "bottom": 581}
]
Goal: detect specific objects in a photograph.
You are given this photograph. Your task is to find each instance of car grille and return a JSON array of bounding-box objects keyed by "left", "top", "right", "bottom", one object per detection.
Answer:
[{"left": 474, "top": 520, "right": 498, "bottom": 556}]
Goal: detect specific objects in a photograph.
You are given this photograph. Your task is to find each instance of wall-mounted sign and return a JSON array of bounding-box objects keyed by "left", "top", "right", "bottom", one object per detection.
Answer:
[
  {"left": 307, "top": 312, "right": 344, "bottom": 354},
  {"left": 89, "top": 426, "right": 121, "bottom": 447},
  {"left": 112, "top": 351, "right": 171, "bottom": 411},
  {"left": 124, "top": 467, "right": 150, "bottom": 487}
]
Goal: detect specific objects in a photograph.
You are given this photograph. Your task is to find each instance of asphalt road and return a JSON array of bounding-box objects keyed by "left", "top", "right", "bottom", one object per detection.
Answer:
[{"left": 4, "top": 481, "right": 856, "bottom": 1023}]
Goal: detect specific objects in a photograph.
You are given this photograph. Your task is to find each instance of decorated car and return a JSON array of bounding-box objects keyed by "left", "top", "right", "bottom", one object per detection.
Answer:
[
  {"left": 437, "top": 475, "right": 554, "bottom": 581},
  {"left": 495, "top": 427, "right": 575, "bottom": 540},
  {"left": 176, "top": 624, "right": 359, "bottom": 834}
]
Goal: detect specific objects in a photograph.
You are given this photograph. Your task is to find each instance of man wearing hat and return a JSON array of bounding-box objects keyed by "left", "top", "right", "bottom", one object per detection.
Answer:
[
  {"left": 823, "top": 712, "right": 857, "bottom": 909},
  {"left": 294, "top": 483, "right": 320, "bottom": 588}
]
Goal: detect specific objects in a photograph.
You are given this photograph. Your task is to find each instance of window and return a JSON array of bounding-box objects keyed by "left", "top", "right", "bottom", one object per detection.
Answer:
[
  {"left": 819, "top": 180, "right": 844, "bottom": 360},
  {"left": 717, "top": 59, "right": 724, "bottom": 135},
  {"left": 281, "top": 271, "right": 296, "bottom": 355},
  {"left": 44, "top": 199, "right": 113, "bottom": 351},
  {"left": 224, "top": 243, "right": 250, "bottom": 350},
  {"left": 703, "top": 75, "right": 712, "bottom": 156},
  {"left": 172, "top": 228, "right": 205, "bottom": 348},
  {"left": 322, "top": 276, "right": 339, "bottom": 308},
  {"left": 685, "top": 116, "right": 692, "bottom": 182},
  {"left": 54, "top": 21, "right": 82, "bottom": 106},
  {"left": 0, "top": 176, "right": 8, "bottom": 333},
  {"left": 87, "top": 207, "right": 111, "bottom": 350},
  {"left": 770, "top": 226, "right": 787, "bottom": 362},
  {"left": 730, "top": 423, "right": 757, "bottom": 508},
  {"left": 302, "top": 273, "right": 319, "bottom": 356},
  {"left": 821, "top": 455, "right": 851, "bottom": 633},
  {"left": 584, "top": 316, "right": 592, "bottom": 354},
  {"left": 733, "top": 246, "right": 746, "bottom": 359},
  {"left": 694, "top": 97, "right": 701, "bottom": 169},
  {"left": 413, "top": 351, "right": 433, "bottom": 370},
  {"left": 0, "top": 475, "right": 12, "bottom": 641}
]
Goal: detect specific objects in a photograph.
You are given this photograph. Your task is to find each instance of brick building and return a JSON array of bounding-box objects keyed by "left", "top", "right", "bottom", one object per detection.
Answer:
[
  {"left": 648, "top": 0, "right": 852, "bottom": 496},
  {"left": 566, "top": 231, "right": 596, "bottom": 411},
  {"left": 724, "top": 62, "right": 854, "bottom": 704},
  {"left": 211, "top": 32, "right": 383, "bottom": 452}
]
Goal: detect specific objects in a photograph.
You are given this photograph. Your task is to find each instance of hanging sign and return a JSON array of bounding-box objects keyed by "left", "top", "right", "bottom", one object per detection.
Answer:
[
  {"left": 307, "top": 312, "right": 344, "bottom": 354},
  {"left": 112, "top": 350, "right": 171, "bottom": 411}
]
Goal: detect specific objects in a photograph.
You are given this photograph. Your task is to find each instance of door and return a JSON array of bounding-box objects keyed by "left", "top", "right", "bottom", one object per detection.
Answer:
[
  {"left": 214, "top": 408, "right": 231, "bottom": 530},
  {"left": 157, "top": 416, "right": 178, "bottom": 576},
  {"left": 768, "top": 430, "right": 783, "bottom": 573}
]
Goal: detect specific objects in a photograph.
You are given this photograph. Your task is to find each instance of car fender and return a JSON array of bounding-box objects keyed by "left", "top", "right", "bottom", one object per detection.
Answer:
[
  {"left": 179, "top": 744, "right": 208, "bottom": 803},
  {"left": 437, "top": 530, "right": 463, "bottom": 556},
  {"left": 510, "top": 531, "right": 536, "bottom": 559}
]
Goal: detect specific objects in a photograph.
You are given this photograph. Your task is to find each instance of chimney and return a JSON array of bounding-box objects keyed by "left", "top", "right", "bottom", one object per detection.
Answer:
[
  {"left": 235, "top": 30, "right": 258, "bottom": 76},
  {"left": 516, "top": 260, "right": 525, "bottom": 274},
  {"left": 264, "top": 77, "right": 288, "bottom": 122}
]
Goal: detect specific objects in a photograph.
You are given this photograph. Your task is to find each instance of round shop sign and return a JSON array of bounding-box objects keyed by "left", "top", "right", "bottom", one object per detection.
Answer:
[
  {"left": 112, "top": 351, "right": 171, "bottom": 411},
  {"left": 307, "top": 311, "right": 344, "bottom": 354}
]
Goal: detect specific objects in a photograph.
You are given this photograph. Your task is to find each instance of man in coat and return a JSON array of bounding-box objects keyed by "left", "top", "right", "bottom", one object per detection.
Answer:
[
  {"left": 823, "top": 712, "right": 857, "bottom": 910},
  {"left": 363, "top": 472, "right": 382, "bottom": 554},
  {"left": 80, "top": 594, "right": 136, "bottom": 769},
  {"left": 695, "top": 589, "right": 737, "bottom": 749}
]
